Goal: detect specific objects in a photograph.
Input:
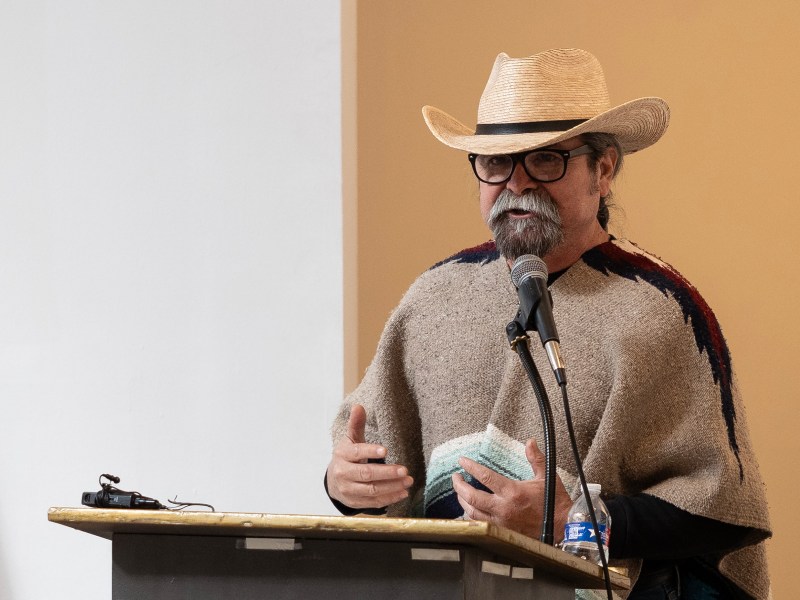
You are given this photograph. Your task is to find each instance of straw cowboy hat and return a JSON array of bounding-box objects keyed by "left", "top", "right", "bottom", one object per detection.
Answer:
[{"left": 423, "top": 48, "right": 669, "bottom": 155}]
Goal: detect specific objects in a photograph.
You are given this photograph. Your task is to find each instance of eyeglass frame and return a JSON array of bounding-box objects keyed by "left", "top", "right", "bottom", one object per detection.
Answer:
[{"left": 467, "top": 144, "right": 594, "bottom": 185}]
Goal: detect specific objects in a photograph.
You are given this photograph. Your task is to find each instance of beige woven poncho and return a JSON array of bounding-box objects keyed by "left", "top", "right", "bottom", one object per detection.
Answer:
[{"left": 332, "top": 238, "right": 771, "bottom": 598}]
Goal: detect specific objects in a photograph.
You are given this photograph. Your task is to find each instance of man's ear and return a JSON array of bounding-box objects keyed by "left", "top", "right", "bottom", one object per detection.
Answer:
[{"left": 597, "top": 146, "right": 619, "bottom": 197}]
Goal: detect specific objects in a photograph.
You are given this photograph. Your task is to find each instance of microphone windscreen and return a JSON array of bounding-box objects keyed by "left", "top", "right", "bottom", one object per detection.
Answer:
[{"left": 511, "top": 254, "right": 548, "bottom": 288}]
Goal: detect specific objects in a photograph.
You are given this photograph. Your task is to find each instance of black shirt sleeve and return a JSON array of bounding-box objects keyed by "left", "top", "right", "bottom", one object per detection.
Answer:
[{"left": 605, "top": 493, "right": 768, "bottom": 560}]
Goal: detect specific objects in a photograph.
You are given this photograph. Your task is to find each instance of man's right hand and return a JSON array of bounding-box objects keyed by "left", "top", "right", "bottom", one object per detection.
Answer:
[{"left": 326, "top": 404, "right": 414, "bottom": 509}]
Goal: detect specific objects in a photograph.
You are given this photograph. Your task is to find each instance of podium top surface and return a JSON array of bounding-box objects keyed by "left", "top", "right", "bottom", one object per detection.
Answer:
[{"left": 48, "top": 507, "right": 628, "bottom": 590}]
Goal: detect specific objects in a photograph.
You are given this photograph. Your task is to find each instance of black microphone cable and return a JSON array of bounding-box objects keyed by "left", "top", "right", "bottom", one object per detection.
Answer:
[
  {"left": 507, "top": 326, "right": 613, "bottom": 600},
  {"left": 559, "top": 382, "right": 613, "bottom": 600}
]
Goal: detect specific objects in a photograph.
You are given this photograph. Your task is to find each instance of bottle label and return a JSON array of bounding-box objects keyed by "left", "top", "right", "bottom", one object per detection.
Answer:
[{"left": 564, "top": 521, "right": 608, "bottom": 545}]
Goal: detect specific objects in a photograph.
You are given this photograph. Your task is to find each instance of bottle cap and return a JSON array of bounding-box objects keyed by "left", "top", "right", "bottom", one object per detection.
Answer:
[{"left": 587, "top": 483, "right": 601, "bottom": 494}]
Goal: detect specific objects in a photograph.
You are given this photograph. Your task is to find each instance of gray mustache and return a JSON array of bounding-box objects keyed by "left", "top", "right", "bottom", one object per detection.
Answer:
[{"left": 487, "top": 190, "right": 560, "bottom": 226}]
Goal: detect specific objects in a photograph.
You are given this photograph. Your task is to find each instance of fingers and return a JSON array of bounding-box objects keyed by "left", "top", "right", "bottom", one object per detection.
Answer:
[
  {"left": 329, "top": 463, "right": 414, "bottom": 509},
  {"left": 452, "top": 473, "right": 478, "bottom": 519},
  {"left": 330, "top": 405, "right": 415, "bottom": 509},
  {"left": 525, "top": 438, "right": 546, "bottom": 480},
  {"left": 343, "top": 479, "right": 412, "bottom": 507},
  {"left": 335, "top": 436, "right": 386, "bottom": 463},
  {"left": 340, "top": 404, "right": 386, "bottom": 462},
  {"left": 345, "top": 485, "right": 411, "bottom": 510},
  {"left": 347, "top": 404, "right": 367, "bottom": 445},
  {"left": 455, "top": 492, "right": 492, "bottom": 522},
  {"left": 339, "top": 461, "right": 410, "bottom": 484},
  {"left": 458, "top": 456, "right": 508, "bottom": 494},
  {"left": 345, "top": 442, "right": 385, "bottom": 462},
  {"left": 451, "top": 471, "right": 497, "bottom": 517}
]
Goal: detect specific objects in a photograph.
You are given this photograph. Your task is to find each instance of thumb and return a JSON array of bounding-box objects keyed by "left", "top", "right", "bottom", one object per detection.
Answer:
[
  {"left": 525, "top": 437, "right": 547, "bottom": 480},
  {"left": 347, "top": 404, "right": 367, "bottom": 444}
]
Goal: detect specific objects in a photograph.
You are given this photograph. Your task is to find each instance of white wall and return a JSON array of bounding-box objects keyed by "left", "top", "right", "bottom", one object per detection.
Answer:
[{"left": 0, "top": 2, "right": 343, "bottom": 598}]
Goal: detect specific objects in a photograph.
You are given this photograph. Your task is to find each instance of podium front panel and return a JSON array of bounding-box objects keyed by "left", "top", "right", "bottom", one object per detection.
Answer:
[{"left": 112, "top": 533, "right": 574, "bottom": 600}]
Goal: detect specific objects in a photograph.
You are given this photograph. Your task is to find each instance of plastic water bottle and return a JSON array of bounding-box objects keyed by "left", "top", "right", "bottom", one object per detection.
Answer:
[{"left": 562, "top": 483, "right": 611, "bottom": 565}]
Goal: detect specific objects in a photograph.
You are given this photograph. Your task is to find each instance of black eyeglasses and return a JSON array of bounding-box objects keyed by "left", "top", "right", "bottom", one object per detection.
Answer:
[{"left": 468, "top": 144, "right": 594, "bottom": 184}]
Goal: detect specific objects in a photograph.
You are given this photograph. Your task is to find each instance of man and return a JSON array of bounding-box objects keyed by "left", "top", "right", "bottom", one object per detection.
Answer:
[{"left": 326, "top": 49, "right": 771, "bottom": 599}]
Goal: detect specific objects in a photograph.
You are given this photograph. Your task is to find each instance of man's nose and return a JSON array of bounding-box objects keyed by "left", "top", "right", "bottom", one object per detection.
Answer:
[{"left": 505, "top": 162, "right": 539, "bottom": 196}]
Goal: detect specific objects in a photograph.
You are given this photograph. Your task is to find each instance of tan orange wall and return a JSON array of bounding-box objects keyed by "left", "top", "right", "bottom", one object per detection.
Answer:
[{"left": 344, "top": 1, "right": 800, "bottom": 595}]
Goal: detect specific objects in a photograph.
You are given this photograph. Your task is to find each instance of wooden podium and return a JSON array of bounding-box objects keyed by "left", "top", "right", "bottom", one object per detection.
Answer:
[{"left": 49, "top": 507, "right": 629, "bottom": 599}]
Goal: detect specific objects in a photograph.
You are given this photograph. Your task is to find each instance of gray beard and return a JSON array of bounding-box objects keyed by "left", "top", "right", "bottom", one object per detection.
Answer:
[{"left": 487, "top": 189, "right": 564, "bottom": 261}]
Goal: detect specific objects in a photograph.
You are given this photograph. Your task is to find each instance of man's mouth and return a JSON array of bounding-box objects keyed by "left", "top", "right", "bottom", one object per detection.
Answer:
[{"left": 505, "top": 208, "right": 535, "bottom": 219}]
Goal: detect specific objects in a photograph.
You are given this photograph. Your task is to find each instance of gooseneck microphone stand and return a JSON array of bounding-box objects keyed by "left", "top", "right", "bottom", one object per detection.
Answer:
[{"left": 505, "top": 317, "right": 557, "bottom": 546}]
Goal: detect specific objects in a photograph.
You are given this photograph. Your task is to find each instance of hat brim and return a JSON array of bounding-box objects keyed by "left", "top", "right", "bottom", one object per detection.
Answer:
[{"left": 423, "top": 97, "right": 670, "bottom": 155}]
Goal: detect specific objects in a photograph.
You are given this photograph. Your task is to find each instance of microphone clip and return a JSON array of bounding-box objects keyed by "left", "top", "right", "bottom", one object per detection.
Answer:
[{"left": 506, "top": 319, "right": 530, "bottom": 350}]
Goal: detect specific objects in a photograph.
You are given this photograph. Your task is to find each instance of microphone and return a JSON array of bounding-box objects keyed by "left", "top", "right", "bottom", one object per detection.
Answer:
[{"left": 510, "top": 255, "right": 566, "bottom": 385}]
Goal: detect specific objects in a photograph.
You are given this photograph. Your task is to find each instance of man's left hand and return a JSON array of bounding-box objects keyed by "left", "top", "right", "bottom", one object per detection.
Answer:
[{"left": 451, "top": 437, "right": 573, "bottom": 541}]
